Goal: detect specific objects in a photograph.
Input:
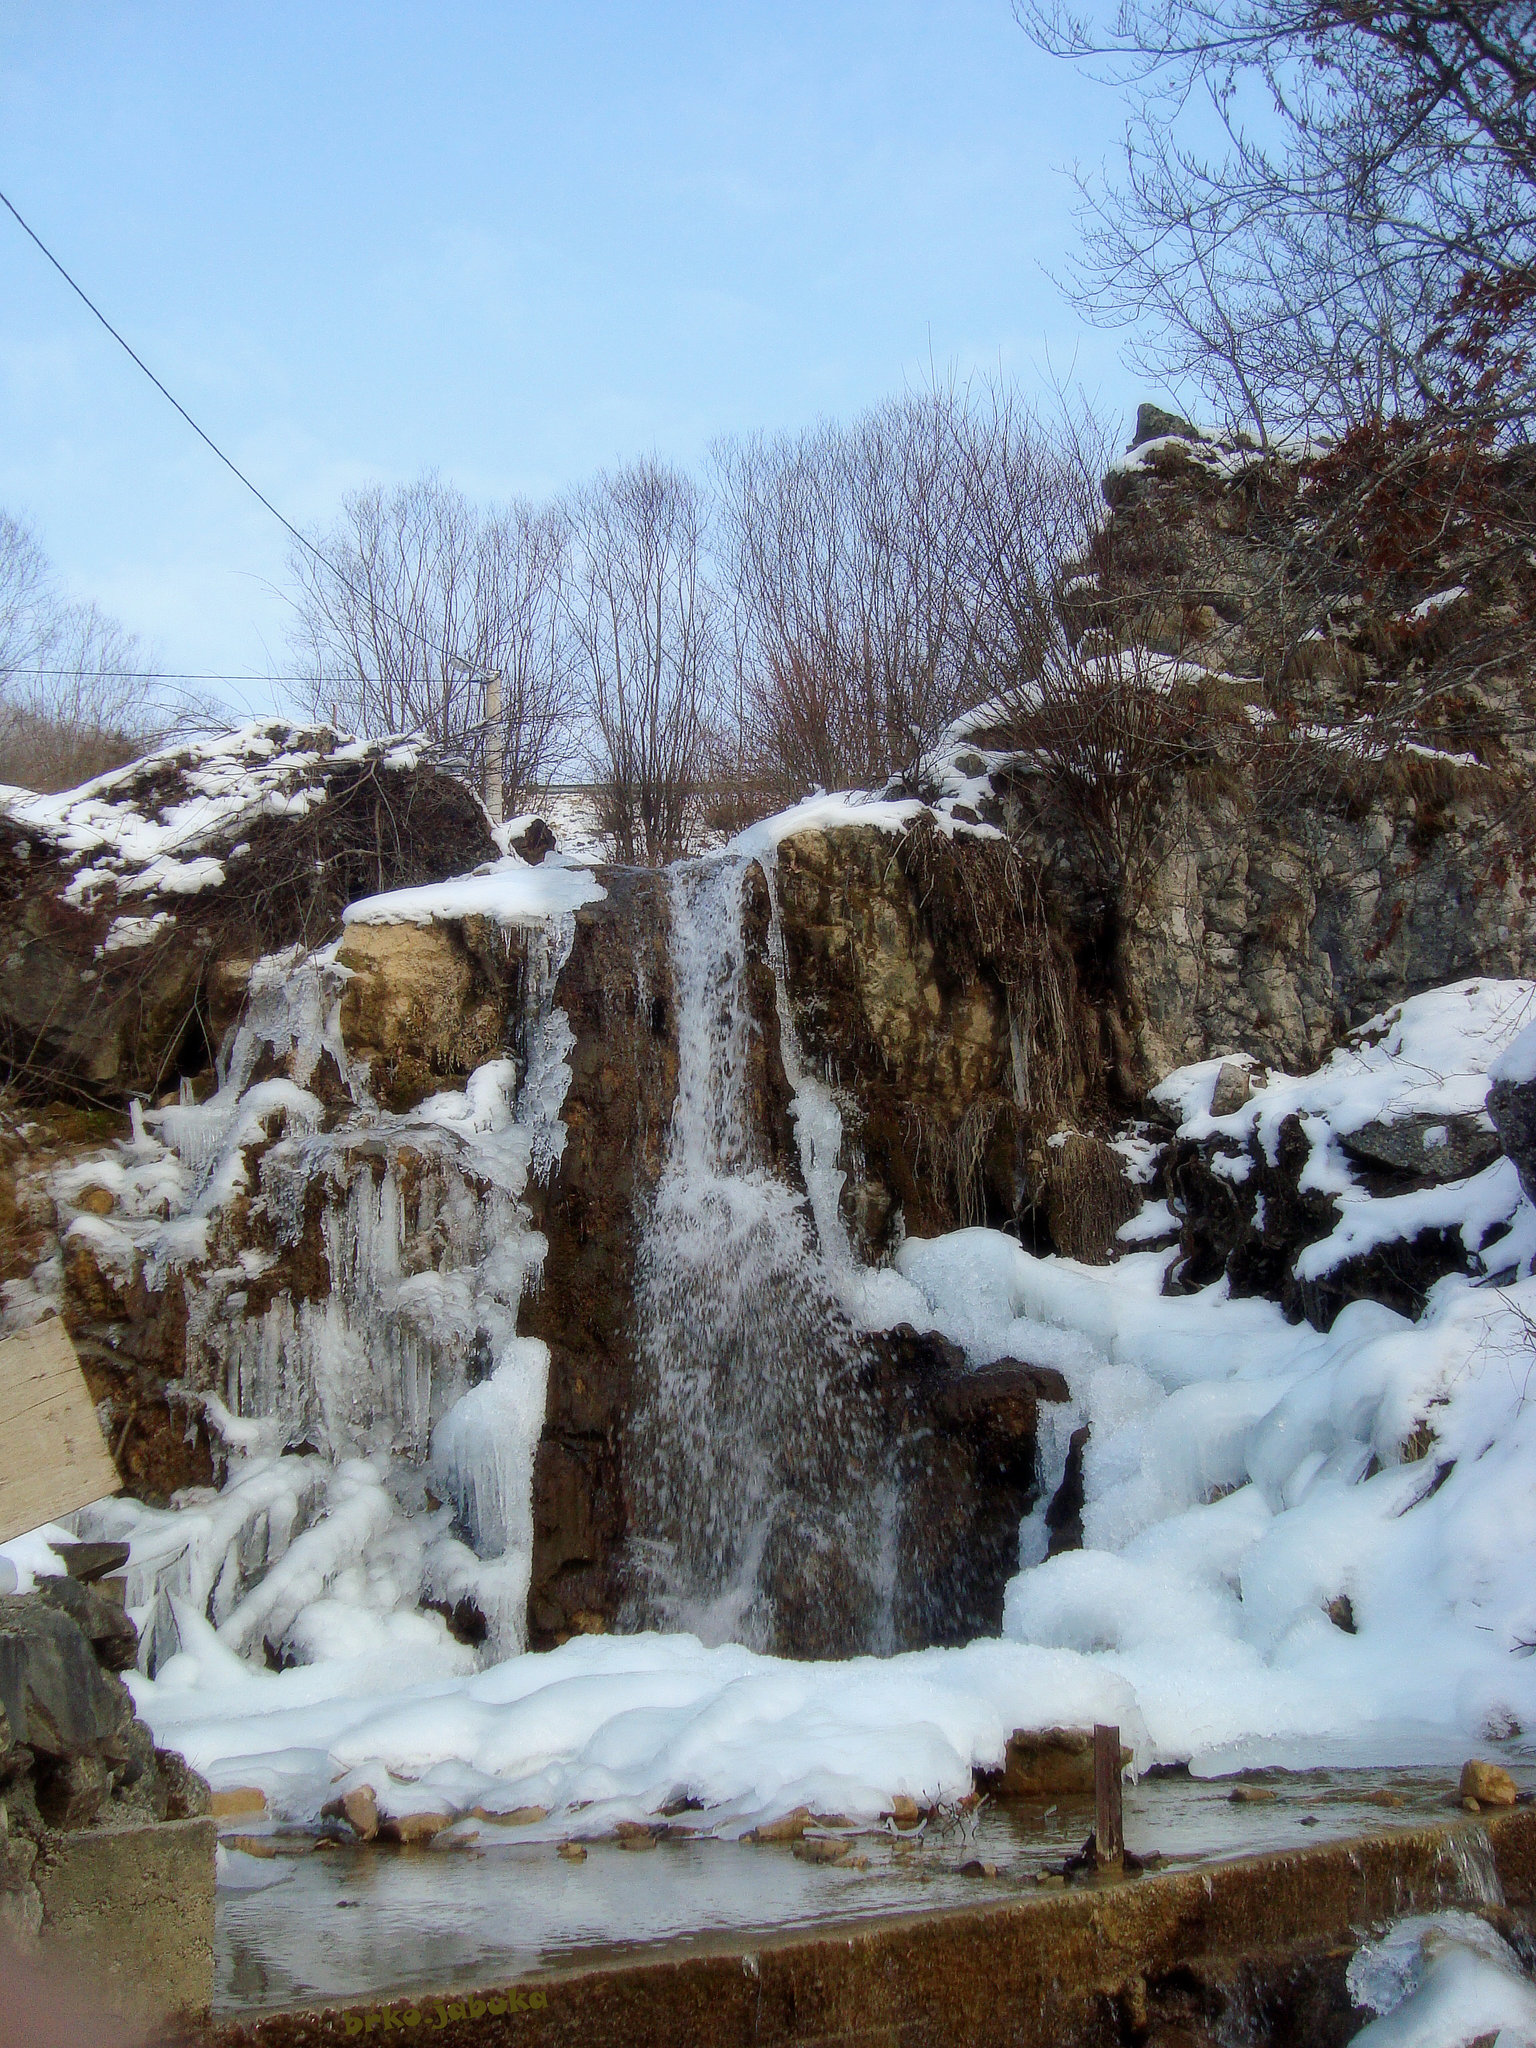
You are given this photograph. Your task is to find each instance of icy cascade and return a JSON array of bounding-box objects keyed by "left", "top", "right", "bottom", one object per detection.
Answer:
[
  {"left": 74, "top": 914, "right": 583, "bottom": 1667},
  {"left": 626, "top": 855, "right": 897, "bottom": 1656}
]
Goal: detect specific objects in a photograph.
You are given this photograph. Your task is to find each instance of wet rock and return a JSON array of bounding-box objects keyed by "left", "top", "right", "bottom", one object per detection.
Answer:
[
  {"left": 981, "top": 1727, "right": 1132, "bottom": 1798},
  {"left": 959, "top": 1858, "right": 1000, "bottom": 1878},
  {"left": 154, "top": 1748, "right": 213, "bottom": 1821},
  {"left": 50, "top": 1541, "right": 131, "bottom": 1585},
  {"left": 323, "top": 1784, "right": 380, "bottom": 1841},
  {"left": 746, "top": 1807, "right": 812, "bottom": 1844},
  {"left": 792, "top": 1836, "right": 852, "bottom": 1865},
  {"left": 378, "top": 1809, "right": 453, "bottom": 1846},
  {"left": 1459, "top": 1759, "right": 1519, "bottom": 1807},
  {"left": 36, "top": 1754, "right": 113, "bottom": 1830},
  {"left": 336, "top": 918, "right": 510, "bottom": 1113},
  {"left": 557, "top": 1841, "right": 587, "bottom": 1862}
]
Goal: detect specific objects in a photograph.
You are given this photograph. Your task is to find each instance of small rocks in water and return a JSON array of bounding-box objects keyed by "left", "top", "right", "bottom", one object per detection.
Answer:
[
  {"left": 1460, "top": 1760, "right": 1519, "bottom": 1808},
  {"left": 793, "top": 1836, "right": 852, "bottom": 1865},
  {"left": 1360, "top": 1789, "right": 1406, "bottom": 1808},
  {"left": 1228, "top": 1785, "right": 1278, "bottom": 1804},
  {"left": 557, "top": 1842, "right": 587, "bottom": 1862},
  {"left": 1033, "top": 1871, "right": 1065, "bottom": 1888},
  {"left": 959, "top": 1859, "right": 1000, "bottom": 1879},
  {"left": 746, "top": 1806, "right": 812, "bottom": 1844},
  {"left": 1463, "top": 1797, "right": 1483, "bottom": 1813},
  {"left": 615, "top": 1822, "right": 656, "bottom": 1851},
  {"left": 380, "top": 1810, "right": 453, "bottom": 1846},
  {"left": 222, "top": 1834, "right": 277, "bottom": 1859},
  {"left": 323, "top": 1784, "right": 380, "bottom": 1841},
  {"left": 885, "top": 1794, "right": 923, "bottom": 1829},
  {"left": 473, "top": 1804, "right": 548, "bottom": 1826}
]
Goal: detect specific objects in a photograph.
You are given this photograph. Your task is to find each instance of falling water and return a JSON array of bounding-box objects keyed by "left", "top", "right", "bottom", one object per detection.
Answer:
[{"left": 625, "top": 854, "right": 896, "bottom": 1658}]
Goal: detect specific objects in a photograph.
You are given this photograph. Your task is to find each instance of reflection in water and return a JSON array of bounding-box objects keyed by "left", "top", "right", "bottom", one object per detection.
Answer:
[{"left": 217, "top": 1764, "right": 1531, "bottom": 2014}]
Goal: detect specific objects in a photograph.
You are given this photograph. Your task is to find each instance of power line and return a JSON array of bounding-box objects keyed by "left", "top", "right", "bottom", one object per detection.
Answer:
[
  {"left": 0, "top": 185, "right": 340, "bottom": 583},
  {"left": 0, "top": 186, "right": 475, "bottom": 691}
]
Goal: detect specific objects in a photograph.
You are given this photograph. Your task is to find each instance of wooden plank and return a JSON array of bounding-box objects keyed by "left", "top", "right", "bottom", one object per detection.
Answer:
[
  {"left": 1093, "top": 1721, "right": 1124, "bottom": 1868},
  {"left": 0, "top": 1318, "right": 121, "bottom": 1544}
]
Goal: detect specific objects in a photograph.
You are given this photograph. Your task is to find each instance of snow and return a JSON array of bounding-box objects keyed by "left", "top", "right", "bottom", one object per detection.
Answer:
[
  {"left": 342, "top": 858, "right": 605, "bottom": 928},
  {"left": 1346, "top": 1912, "right": 1536, "bottom": 2046},
  {"left": 130, "top": 1628, "right": 1143, "bottom": 1838},
  {"left": 892, "top": 1219, "right": 1536, "bottom": 1771},
  {"left": 733, "top": 787, "right": 1000, "bottom": 857},
  {"left": 1, "top": 722, "right": 424, "bottom": 908}
]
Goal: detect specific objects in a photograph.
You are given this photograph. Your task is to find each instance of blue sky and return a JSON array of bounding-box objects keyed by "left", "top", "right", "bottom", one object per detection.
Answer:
[{"left": 0, "top": 3, "right": 1145, "bottom": 706}]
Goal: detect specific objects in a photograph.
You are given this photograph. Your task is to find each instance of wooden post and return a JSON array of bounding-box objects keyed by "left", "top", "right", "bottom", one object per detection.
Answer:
[
  {"left": 0, "top": 1318, "right": 120, "bottom": 1543},
  {"left": 1093, "top": 1723, "right": 1124, "bottom": 1869}
]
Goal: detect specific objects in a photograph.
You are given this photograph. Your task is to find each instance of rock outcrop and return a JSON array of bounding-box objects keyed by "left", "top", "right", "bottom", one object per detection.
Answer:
[
  {"left": 0, "top": 723, "right": 495, "bottom": 1102},
  {"left": 0, "top": 1577, "right": 209, "bottom": 1944}
]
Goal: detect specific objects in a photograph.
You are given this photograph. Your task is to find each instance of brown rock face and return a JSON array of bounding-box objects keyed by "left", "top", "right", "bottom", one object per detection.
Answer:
[
  {"left": 773, "top": 821, "right": 1101, "bottom": 1248},
  {"left": 337, "top": 919, "right": 511, "bottom": 1112},
  {"left": 520, "top": 868, "right": 681, "bottom": 1647}
]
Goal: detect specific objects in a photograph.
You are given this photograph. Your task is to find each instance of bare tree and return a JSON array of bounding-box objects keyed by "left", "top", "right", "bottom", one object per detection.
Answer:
[
  {"left": 713, "top": 384, "right": 1120, "bottom": 803},
  {"left": 0, "top": 511, "right": 163, "bottom": 792},
  {"left": 1018, "top": 0, "right": 1536, "bottom": 443},
  {"left": 287, "top": 475, "right": 576, "bottom": 816},
  {"left": 565, "top": 460, "right": 718, "bottom": 866}
]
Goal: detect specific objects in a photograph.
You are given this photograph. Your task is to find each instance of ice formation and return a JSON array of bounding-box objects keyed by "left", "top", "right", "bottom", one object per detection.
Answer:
[{"left": 31, "top": 868, "right": 598, "bottom": 1672}]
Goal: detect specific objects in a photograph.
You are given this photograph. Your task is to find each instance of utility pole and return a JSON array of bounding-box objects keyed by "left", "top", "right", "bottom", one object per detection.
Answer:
[{"left": 482, "top": 669, "right": 504, "bottom": 824}]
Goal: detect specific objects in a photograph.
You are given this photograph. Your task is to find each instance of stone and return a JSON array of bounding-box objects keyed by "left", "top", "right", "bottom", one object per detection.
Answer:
[
  {"left": 209, "top": 1785, "right": 268, "bottom": 1821},
  {"left": 73, "top": 1185, "right": 115, "bottom": 1217},
  {"left": 0, "top": 1595, "right": 135, "bottom": 1762},
  {"left": 510, "top": 818, "right": 558, "bottom": 865},
  {"left": 1208, "top": 1061, "right": 1252, "bottom": 1119},
  {"left": 1131, "top": 403, "right": 1203, "bottom": 448},
  {"left": 34, "top": 1814, "right": 215, "bottom": 2026},
  {"left": 472, "top": 1803, "right": 548, "bottom": 1826},
  {"left": 616, "top": 1825, "right": 657, "bottom": 1852},
  {"left": 792, "top": 1836, "right": 853, "bottom": 1865},
  {"left": 1229, "top": 1786, "right": 1279, "bottom": 1805},
  {"left": 32, "top": 1573, "right": 140, "bottom": 1673},
  {"left": 52, "top": 1541, "right": 131, "bottom": 1584},
  {"left": 154, "top": 1747, "right": 212, "bottom": 1821},
  {"left": 960, "top": 1859, "right": 1001, "bottom": 1878},
  {"left": 1326, "top": 1595, "right": 1357, "bottom": 1634},
  {"left": 336, "top": 919, "right": 508, "bottom": 1112},
  {"left": 379, "top": 1808, "right": 453, "bottom": 1846},
  {"left": 1338, "top": 1111, "right": 1500, "bottom": 1182},
  {"left": 1489, "top": 1075, "right": 1536, "bottom": 1206},
  {"left": 323, "top": 1783, "right": 380, "bottom": 1841},
  {"left": 887, "top": 1795, "right": 922, "bottom": 1828},
  {"left": 984, "top": 1728, "right": 1132, "bottom": 1799},
  {"left": 557, "top": 1841, "right": 587, "bottom": 1862},
  {"left": 747, "top": 1807, "right": 813, "bottom": 1844},
  {"left": 1459, "top": 1759, "right": 1519, "bottom": 1807}
]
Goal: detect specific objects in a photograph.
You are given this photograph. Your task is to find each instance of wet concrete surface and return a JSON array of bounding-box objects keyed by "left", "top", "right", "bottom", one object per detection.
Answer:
[{"left": 214, "top": 1763, "right": 1536, "bottom": 2018}]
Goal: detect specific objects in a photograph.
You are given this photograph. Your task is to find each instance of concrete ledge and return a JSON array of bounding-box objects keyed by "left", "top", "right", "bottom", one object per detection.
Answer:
[
  {"left": 202, "top": 1807, "right": 1536, "bottom": 2048},
  {"left": 37, "top": 1814, "right": 216, "bottom": 2029}
]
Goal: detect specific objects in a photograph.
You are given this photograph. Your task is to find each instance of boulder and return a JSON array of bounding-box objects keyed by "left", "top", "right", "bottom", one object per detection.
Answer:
[
  {"left": 981, "top": 1727, "right": 1133, "bottom": 1798},
  {"left": 1459, "top": 1758, "right": 1519, "bottom": 1807},
  {"left": 1489, "top": 1070, "right": 1536, "bottom": 1205},
  {"left": 0, "top": 724, "right": 496, "bottom": 1102},
  {"left": 1338, "top": 1111, "right": 1500, "bottom": 1182},
  {"left": 0, "top": 1597, "right": 134, "bottom": 1762}
]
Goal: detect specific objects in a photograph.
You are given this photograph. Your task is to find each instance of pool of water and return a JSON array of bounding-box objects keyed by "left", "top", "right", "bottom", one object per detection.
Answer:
[{"left": 216, "top": 1762, "right": 1532, "bottom": 2015}]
